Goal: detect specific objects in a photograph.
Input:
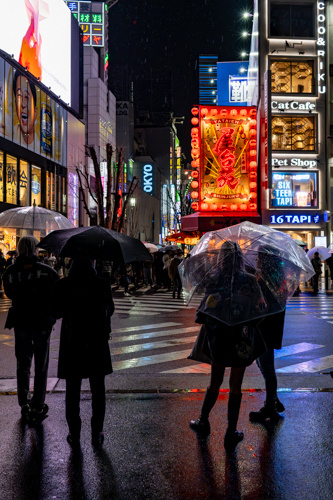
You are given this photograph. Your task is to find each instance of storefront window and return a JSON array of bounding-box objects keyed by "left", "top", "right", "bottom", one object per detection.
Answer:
[
  {"left": 0, "top": 152, "right": 3, "bottom": 202},
  {"left": 31, "top": 165, "right": 42, "bottom": 206},
  {"left": 271, "top": 172, "right": 317, "bottom": 207},
  {"left": 62, "top": 176, "right": 67, "bottom": 213},
  {"left": 271, "top": 115, "right": 315, "bottom": 151},
  {"left": 270, "top": 59, "right": 314, "bottom": 94},
  {"left": 19, "top": 160, "right": 29, "bottom": 206},
  {"left": 6, "top": 155, "right": 17, "bottom": 204}
]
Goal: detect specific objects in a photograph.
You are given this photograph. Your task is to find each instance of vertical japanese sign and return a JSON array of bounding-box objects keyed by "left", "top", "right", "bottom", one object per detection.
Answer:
[{"left": 263, "top": 70, "right": 271, "bottom": 190}]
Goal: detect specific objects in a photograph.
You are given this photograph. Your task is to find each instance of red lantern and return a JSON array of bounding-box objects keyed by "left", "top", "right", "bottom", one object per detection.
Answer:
[
  {"left": 192, "top": 170, "right": 199, "bottom": 178},
  {"left": 249, "top": 139, "right": 257, "bottom": 148},
  {"left": 249, "top": 119, "right": 257, "bottom": 129},
  {"left": 250, "top": 108, "right": 257, "bottom": 118},
  {"left": 230, "top": 203, "right": 238, "bottom": 211},
  {"left": 249, "top": 129, "right": 257, "bottom": 137},
  {"left": 221, "top": 204, "right": 228, "bottom": 210},
  {"left": 250, "top": 203, "right": 257, "bottom": 210},
  {"left": 191, "top": 117, "right": 199, "bottom": 126},
  {"left": 191, "top": 160, "right": 199, "bottom": 168},
  {"left": 191, "top": 148, "right": 199, "bottom": 157},
  {"left": 191, "top": 128, "right": 199, "bottom": 136},
  {"left": 191, "top": 191, "right": 199, "bottom": 199},
  {"left": 230, "top": 109, "right": 237, "bottom": 116},
  {"left": 250, "top": 181, "right": 257, "bottom": 189},
  {"left": 201, "top": 108, "right": 208, "bottom": 116},
  {"left": 250, "top": 150, "right": 257, "bottom": 157},
  {"left": 191, "top": 202, "right": 199, "bottom": 210},
  {"left": 191, "top": 180, "right": 199, "bottom": 189},
  {"left": 201, "top": 202, "right": 208, "bottom": 210},
  {"left": 211, "top": 108, "right": 217, "bottom": 116},
  {"left": 191, "top": 107, "right": 199, "bottom": 116},
  {"left": 250, "top": 192, "right": 257, "bottom": 199},
  {"left": 191, "top": 138, "right": 199, "bottom": 148},
  {"left": 212, "top": 203, "right": 217, "bottom": 210},
  {"left": 250, "top": 172, "right": 257, "bottom": 180},
  {"left": 221, "top": 108, "right": 228, "bottom": 116},
  {"left": 240, "top": 203, "right": 247, "bottom": 210},
  {"left": 240, "top": 109, "right": 247, "bottom": 116},
  {"left": 250, "top": 161, "right": 257, "bottom": 170}
]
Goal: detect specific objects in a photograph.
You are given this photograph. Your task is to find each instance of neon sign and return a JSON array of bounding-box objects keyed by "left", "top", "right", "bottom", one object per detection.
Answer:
[
  {"left": 317, "top": 1, "right": 326, "bottom": 94},
  {"left": 271, "top": 101, "right": 315, "bottom": 111},
  {"left": 272, "top": 158, "right": 317, "bottom": 168},
  {"left": 271, "top": 214, "right": 321, "bottom": 224},
  {"left": 143, "top": 164, "right": 153, "bottom": 193},
  {"left": 271, "top": 172, "right": 317, "bottom": 208}
]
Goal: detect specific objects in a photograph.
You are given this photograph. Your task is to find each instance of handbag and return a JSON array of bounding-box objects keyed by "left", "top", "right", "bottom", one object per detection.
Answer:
[{"left": 187, "top": 324, "right": 212, "bottom": 365}]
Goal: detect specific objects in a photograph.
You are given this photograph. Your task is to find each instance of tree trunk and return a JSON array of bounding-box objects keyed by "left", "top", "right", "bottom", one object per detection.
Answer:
[
  {"left": 105, "top": 144, "right": 113, "bottom": 229},
  {"left": 88, "top": 146, "right": 105, "bottom": 226},
  {"left": 111, "top": 147, "right": 123, "bottom": 230}
]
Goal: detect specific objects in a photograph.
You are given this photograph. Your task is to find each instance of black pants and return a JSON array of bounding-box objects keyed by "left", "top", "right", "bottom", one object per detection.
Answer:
[
  {"left": 14, "top": 327, "right": 52, "bottom": 407},
  {"left": 172, "top": 275, "right": 182, "bottom": 298},
  {"left": 65, "top": 375, "right": 106, "bottom": 437}
]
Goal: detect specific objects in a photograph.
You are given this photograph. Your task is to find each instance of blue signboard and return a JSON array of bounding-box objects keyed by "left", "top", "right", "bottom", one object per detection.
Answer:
[{"left": 217, "top": 61, "right": 249, "bottom": 106}]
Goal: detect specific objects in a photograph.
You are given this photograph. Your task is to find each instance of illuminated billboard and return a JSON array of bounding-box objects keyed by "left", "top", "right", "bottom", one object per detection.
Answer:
[
  {"left": 190, "top": 105, "right": 258, "bottom": 213},
  {"left": 271, "top": 172, "right": 317, "bottom": 208},
  {"left": 0, "top": 0, "right": 72, "bottom": 105},
  {"left": 65, "top": 1, "right": 105, "bottom": 47},
  {"left": 0, "top": 56, "right": 67, "bottom": 165}
]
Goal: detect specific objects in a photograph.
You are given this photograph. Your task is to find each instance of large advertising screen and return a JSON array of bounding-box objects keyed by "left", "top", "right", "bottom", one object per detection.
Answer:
[
  {"left": 0, "top": 0, "right": 71, "bottom": 105},
  {"left": 190, "top": 105, "right": 258, "bottom": 213},
  {"left": 0, "top": 56, "right": 67, "bottom": 165},
  {"left": 65, "top": 1, "right": 105, "bottom": 47},
  {"left": 271, "top": 172, "right": 317, "bottom": 208}
]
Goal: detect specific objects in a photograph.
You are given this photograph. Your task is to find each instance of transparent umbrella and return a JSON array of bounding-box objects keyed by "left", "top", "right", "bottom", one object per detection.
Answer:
[
  {"left": 0, "top": 203, "right": 73, "bottom": 234},
  {"left": 306, "top": 246, "right": 331, "bottom": 260},
  {"left": 179, "top": 221, "right": 315, "bottom": 325}
]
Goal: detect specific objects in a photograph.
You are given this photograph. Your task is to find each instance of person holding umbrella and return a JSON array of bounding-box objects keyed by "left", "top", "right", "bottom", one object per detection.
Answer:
[
  {"left": 52, "top": 257, "right": 114, "bottom": 447},
  {"left": 189, "top": 242, "right": 266, "bottom": 449},
  {"left": 310, "top": 251, "right": 322, "bottom": 294}
]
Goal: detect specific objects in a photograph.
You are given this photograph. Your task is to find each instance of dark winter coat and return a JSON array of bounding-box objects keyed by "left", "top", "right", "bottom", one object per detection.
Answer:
[
  {"left": 3, "top": 255, "right": 59, "bottom": 331},
  {"left": 256, "top": 309, "right": 286, "bottom": 350},
  {"left": 52, "top": 260, "right": 114, "bottom": 379}
]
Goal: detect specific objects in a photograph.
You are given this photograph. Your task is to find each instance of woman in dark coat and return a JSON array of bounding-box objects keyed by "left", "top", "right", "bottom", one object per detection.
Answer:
[
  {"left": 190, "top": 242, "right": 266, "bottom": 449},
  {"left": 52, "top": 258, "right": 114, "bottom": 446}
]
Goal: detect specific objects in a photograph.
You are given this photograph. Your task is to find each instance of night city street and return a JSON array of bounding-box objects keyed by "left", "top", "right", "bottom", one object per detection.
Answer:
[{"left": 0, "top": 287, "right": 332, "bottom": 499}]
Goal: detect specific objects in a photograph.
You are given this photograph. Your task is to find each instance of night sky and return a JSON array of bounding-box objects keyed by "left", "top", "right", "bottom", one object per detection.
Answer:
[{"left": 108, "top": 0, "right": 252, "bottom": 160}]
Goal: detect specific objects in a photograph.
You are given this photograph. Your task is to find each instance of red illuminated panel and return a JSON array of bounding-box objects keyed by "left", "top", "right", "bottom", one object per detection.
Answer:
[{"left": 191, "top": 106, "right": 258, "bottom": 213}]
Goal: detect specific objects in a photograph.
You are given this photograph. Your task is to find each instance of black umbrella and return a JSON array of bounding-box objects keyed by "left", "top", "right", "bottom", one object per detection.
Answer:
[{"left": 37, "top": 226, "right": 152, "bottom": 264}]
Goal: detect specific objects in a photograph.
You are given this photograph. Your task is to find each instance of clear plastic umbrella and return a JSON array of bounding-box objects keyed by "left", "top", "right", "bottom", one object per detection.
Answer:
[
  {"left": 142, "top": 242, "right": 159, "bottom": 253},
  {"left": 179, "top": 221, "right": 315, "bottom": 325},
  {"left": 306, "top": 247, "right": 331, "bottom": 260},
  {"left": 0, "top": 204, "right": 73, "bottom": 234}
]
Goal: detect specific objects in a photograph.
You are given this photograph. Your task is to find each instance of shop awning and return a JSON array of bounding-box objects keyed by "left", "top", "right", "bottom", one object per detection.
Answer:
[
  {"left": 181, "top": 212, "right": 261, "bottom": 232},
  {"left": 166, "top": 230, "right": 201, "bottom": 244}
]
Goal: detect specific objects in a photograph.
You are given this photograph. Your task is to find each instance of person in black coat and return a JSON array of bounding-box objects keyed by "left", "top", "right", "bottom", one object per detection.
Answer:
[
  {"left": 3, "top": 236, "right": 59, "bottom": 424},
  {"left": 190, "top": 242, "right": 266, "bottom": 449},
  {"left": 52, "top": 257, "right": 114, "bottom": 446}
]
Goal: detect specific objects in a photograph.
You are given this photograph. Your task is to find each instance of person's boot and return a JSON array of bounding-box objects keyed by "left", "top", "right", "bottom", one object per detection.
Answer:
[
  {"left": 249, "top": 399, "right": 283, "bottom": 423},
  {"left": 224, "top": 393, "right": 244, "bottom": 449},
  {"left": 190, "top": 388, "right": 219, "bottom": 435}
]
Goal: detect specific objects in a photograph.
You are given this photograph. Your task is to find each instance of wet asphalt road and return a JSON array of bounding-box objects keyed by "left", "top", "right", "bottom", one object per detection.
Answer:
[{"left": 0, "top": 390, "right": 332, "bottom": 499}]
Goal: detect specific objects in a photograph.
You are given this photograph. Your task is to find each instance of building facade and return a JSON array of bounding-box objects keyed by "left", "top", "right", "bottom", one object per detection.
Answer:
[{"left": 251, "top": 0, "right": 331, "bottom": 247}]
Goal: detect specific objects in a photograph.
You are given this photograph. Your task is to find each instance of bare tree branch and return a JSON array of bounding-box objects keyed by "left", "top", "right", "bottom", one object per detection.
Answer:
[
  {"left": 117, "top": 176, "right": 139, "bottom": 233},
  {"left": 105, "top": 143, "right": 114, "bottom": 229},
  {"left": 76, "top": 167, "right": 93, "bottom": 219}
]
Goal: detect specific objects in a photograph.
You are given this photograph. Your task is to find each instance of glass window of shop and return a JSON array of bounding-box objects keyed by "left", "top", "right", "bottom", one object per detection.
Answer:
[
  {"left": 271, "top": 115, "right": 316, "bottom": 151},
  {"left": 270, "top": 3, "right": 315, "bottom": 38},
  {"left": 270, "top": 59, "right": 315, "bottom": 94},
  {"left": 31, "top": 165, "right": 42, "bottom": 206},
  {"left": 0, "top": 152, "right": 3, "bottom": 202},
  {"left": 6, "top": 155, "right": 18, "bottom": 204},
  {"left": 19, "top": 160, "right": 29, "bottom": 206},
  {"left": 271, "top": 172, "right": 317, "bottom": 208}
]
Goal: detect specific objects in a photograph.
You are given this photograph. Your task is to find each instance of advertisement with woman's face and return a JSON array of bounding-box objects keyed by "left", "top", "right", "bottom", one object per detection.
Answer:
[{"left": 0, "top": 56, "right": 67, "bottom": 166}]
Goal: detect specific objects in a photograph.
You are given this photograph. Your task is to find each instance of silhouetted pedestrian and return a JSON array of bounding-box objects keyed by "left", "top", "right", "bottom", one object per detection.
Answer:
[
  {"left": 3, "top": 236, "right": 59, "bottom": 424},
  {"left": 311, "top": 252, "right": 322, "bottom": 294},
  {"left": 52, "top": 258, "right": 114, "bottom": 447},
  {"left": 168, "top": 252, "right": 183, "bottom": 299}
]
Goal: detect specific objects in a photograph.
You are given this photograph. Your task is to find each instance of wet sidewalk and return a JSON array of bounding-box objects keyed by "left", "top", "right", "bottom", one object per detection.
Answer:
[{"left": 0, "top": 390, "right": 332, "bottom": 499}]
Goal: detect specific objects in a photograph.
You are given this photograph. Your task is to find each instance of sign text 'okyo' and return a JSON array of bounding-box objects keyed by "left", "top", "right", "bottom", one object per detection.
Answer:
[{"left": 143, "top": 164, "right": 153, "bottom": 193}]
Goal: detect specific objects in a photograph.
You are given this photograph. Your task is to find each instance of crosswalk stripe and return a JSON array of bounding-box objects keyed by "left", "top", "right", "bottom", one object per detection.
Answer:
[
  {"left": 276, "top": 355, "right": 333, "bottom": 373},
  {"left": 112, "top": 326, "right": 200, "bottom": 344},
  {"left": 112, "top": 323, "right": 181, "bottom": 334},
  {"left": 161, "top": 364, "right": 211, "bottom": 374},
  {"left": 112, "top": 336, "right": 197, "bottom": 355},
  {"left": 113, "top": 349, "right": 192, "bottom": 370},
  {"left": 115, "top": 306, "right": 178, "bottom": 313},
  {"left": 114, "top": 301, "right": 190, "bottom": 310},
  {"left": 114, "top": 309, "right": 159, "bottom": 316},
  {"left": 274, "top": 343, "right": 324, "bottom": 358}
]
